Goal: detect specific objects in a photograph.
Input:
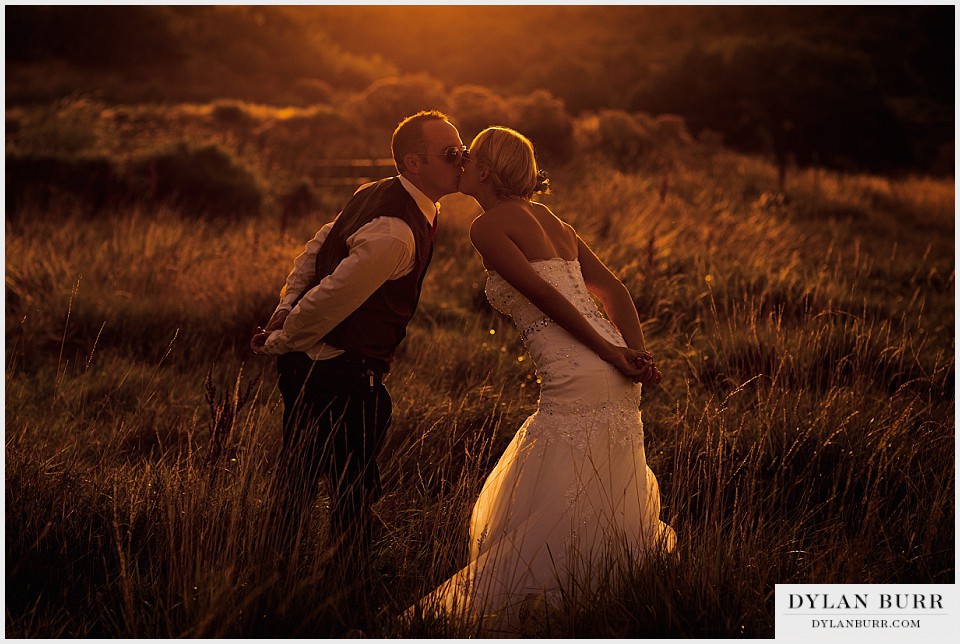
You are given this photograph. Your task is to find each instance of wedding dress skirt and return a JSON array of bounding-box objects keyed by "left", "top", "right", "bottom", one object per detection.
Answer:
[{"left": 413, "top": 258, "right": 675, "bottom": 632}]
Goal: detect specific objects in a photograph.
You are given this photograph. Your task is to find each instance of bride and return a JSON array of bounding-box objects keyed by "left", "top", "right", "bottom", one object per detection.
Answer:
[{"left": 410, "top": 126, "right": 675, "bottom": 634}]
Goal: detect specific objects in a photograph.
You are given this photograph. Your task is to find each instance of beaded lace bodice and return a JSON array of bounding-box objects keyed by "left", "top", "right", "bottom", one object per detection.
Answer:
[
  {"left": 484, "top": 258, "right": 642, "bottom": 450},
  {"left": 485, "top": 258, "right": 606, "bottom": 343}
]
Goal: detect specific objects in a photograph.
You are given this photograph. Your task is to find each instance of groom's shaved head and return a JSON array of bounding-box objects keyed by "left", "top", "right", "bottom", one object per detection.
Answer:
[{"left": 392, "top": 110, "right": 451, "bottom": 174}]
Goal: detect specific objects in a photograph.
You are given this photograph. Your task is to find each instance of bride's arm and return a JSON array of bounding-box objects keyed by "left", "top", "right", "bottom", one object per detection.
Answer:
[
  {"left": 470, "top": 214, "right": 645, "bottom": 378},
  {"left": 577, "top": 234, "right": 662, "bottom": 385},
  {"left": 576, "top": 234, "right": 647, "bottom": 352}
]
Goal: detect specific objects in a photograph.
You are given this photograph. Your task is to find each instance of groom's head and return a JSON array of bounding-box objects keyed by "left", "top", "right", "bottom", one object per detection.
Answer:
[{"left": 392, "top": 110, "right": 464, "bottom": 202}]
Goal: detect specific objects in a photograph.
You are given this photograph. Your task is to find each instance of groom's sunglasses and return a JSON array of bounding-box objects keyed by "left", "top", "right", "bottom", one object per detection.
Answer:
[{"left": 419, "top": 146, "right": 470, "bottom": 165}]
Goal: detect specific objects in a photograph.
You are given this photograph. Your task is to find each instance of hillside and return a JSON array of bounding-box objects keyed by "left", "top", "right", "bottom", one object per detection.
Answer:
[{"left": 5, "top": 5, "right": 954, "bottom": 175}]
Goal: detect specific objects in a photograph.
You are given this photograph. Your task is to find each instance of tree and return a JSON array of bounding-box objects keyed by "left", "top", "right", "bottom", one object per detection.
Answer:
[{"left": 631, "top": 37, "right": 913, "bottom": 184}]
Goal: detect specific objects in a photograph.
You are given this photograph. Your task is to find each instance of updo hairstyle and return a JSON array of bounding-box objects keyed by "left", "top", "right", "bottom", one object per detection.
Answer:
[{"left": 469, "top": 126, "right": 540, "bottom": 200}]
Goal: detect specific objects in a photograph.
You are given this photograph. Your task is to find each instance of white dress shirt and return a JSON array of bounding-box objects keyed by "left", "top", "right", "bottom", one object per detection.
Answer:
[{"left": 261, "top": 175, "right": 439, "bottom": 360}]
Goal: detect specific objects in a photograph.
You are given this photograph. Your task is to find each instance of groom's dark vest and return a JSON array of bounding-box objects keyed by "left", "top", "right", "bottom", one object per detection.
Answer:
[{"left": 300, "top": 177, "right": 435, "bottom": 369}]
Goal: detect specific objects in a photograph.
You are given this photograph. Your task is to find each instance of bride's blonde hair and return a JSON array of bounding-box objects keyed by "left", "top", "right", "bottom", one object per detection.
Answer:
[{"left": 469, "top": 126, "right": 539, "bottom": 200}]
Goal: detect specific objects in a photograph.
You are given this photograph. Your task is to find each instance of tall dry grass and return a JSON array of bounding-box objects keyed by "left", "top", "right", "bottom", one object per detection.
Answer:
[{"left": 5, "top": 149, "right": 954, "bottom": 637}]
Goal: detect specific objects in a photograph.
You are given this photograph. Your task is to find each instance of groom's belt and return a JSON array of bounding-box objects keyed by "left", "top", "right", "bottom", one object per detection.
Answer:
[
  {"left": 321, "top": 351, "right": 388, "bottom": 378},
  {"left": 284, "top": 351, "right": 388, "bottom": 384}
]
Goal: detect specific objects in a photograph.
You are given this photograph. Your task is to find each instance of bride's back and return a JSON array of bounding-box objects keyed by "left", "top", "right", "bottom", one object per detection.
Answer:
[{"left": 479, "top": 200, "right": 578, "bottom": 266}]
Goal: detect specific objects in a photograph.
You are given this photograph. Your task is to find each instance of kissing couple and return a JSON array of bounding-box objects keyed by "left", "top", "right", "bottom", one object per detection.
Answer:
[{"left": 251, "top": 110, "right": 675, "bottom": 633}]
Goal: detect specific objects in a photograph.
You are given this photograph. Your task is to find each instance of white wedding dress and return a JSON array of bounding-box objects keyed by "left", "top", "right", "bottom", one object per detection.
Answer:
[{"left": 414, "top": 258, "right": 675, "bottom": 633}]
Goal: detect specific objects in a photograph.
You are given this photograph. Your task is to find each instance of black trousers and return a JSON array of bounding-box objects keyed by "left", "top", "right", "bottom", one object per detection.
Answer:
[{"left": 274, "top": 351, "right": 391, "bottom": 550}]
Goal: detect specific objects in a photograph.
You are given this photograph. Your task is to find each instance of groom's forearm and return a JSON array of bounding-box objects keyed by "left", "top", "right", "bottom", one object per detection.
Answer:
[
  {"left": 260, "top": 232, "right": 411, "bottom": 355},
  {"left": 275, "top": 220, "right": 337, "bottom": 311}
]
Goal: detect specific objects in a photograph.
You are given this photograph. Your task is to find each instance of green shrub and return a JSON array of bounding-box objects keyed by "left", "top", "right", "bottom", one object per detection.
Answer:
[
  {"left": 130, "top": 142, "right": 262, "bottom": 217},
  {"left": 595, "top": 109, "right": 655, "bottom": 170},
  {"left": 575, "top": 110, "right": 695, "bottom": 172},
  {"left": 6, "top": 152, "right": 125, "bottom": 216},
  {"left": 507, "top": 89, "right": 575, "bottom": 165},
  {"left": 259, "top": 107, "right": 366, "bottom": 173},
  {"left": 351, "top": 73, "right": 451, "bottom": 131},
  {"left": 210, "top": 100, "right": 253, "bottom": 127},
  {"left": 9, "top": 96, "right": 106, "bottom": 156},
  {"left": 278, "top": 180, "right": 317, "bottom": 229},
  {"left": 449, "top": 85, "right": 515, "bottom": 142}
]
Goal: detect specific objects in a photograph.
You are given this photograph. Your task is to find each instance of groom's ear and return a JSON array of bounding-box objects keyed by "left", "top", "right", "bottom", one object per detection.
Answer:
[{"left": 402, "top": 152, "right": 421, "bottom": 174}]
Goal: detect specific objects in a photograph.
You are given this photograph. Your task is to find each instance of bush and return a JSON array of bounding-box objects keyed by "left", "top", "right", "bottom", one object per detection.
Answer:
[
  {"left": 653, "top": 113, "right": 694, "bottom": 147},
  {"left": 6, "top": 144, "right": 264, "bottom": 219},
  {"left": 278, "top": 179, "right": 317, "bottom": 229},
  {"left": 9, "top": 95, "right": 106, "bottom": 156},
  {"left": 259, "top": 107, "right": 367, "bottom": 172},
  {"left": 507, "top": 89, "right": 575, "bottom": 165},
  {"left": 211, "top": 100, "right": 254, "bottom": 128},
  {"left": 292, "top": 78, "right": 335, "bottom": 105},
  {"left": 574, "top": 110, "right": 695, "bottom": 171},
  {"left": 594, "top": 109, "right": 656, "bottom": 170},
  {"left": 449, "top": 85, "right": 515, "bottom": 142},
  {"left": 6, "top": 152, "right": 125, "bottom": 216},
  {"left": 351, "top": 73, "right": 451, "bottom": 131},
  {"left": 130, "top": 142, "right": 262, "bottom": 217}
]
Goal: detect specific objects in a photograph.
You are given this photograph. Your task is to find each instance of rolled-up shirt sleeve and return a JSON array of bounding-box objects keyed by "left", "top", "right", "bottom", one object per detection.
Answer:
[{"left": 261, "top": 217, "right": 416, "bottom": 355}]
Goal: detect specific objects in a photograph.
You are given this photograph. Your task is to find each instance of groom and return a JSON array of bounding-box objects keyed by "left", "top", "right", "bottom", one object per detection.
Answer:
[{"left": 252, "top": 110, "right": 466, "bottom": 561}]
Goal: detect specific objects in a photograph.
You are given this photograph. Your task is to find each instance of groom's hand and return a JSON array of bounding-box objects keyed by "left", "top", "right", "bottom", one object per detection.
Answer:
[
  {"left": 264, "top": 309, "right": 289, "bottom": 332},
  {"left": 250, "top": 327, "right": 270, "bottom": 355},
  {"left": 251, "top": 309, "right": 288, "bottom": 356}
]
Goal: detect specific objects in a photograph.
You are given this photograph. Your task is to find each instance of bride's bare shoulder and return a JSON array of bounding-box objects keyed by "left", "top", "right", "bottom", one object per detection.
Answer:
[
  {"left": 472, "top": 201, "right": 533, "bottom": 232},
  {"left": 468, "top": 209, "right": 508, "bottom": 245},
  {"left": 529, "top": 200, "right": 568, "bottom": 225},
  {"left": 529, "top": 201, "right": 579, "bottom": 244},
  {"left": 490, "top": 199, "right": 532, "bottom": 218},
  {"left": 529, "top": 199, "right": 555, "bottom": 215}
]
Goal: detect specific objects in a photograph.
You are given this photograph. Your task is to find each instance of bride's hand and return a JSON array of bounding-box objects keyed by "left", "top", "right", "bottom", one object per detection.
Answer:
[
  {"left": 604, "top": 345, "right": 654, "bottom": 383},
  {"left": 620, "top": 348, "right": 661, "bottom": 385},
  {"left": 631, "top": 350, "right": 662, "bottom": 385},
  {"left": 636, "top": 363, "right": 662, "bottom": 386}
]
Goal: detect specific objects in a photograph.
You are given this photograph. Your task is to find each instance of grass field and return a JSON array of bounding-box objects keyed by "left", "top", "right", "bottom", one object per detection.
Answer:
[{"left": 5, "top": 143, "right": 954, "bottom": 636}]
